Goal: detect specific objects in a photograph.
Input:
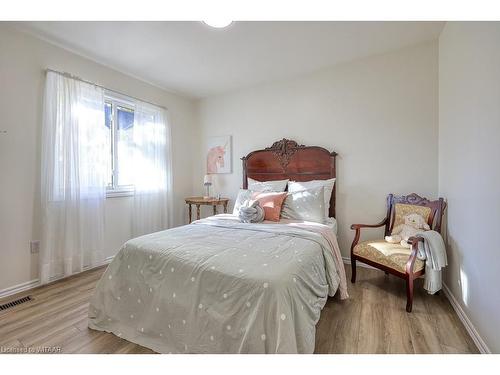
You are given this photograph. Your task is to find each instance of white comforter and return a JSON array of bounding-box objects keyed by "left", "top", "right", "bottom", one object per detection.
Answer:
[{"left": 88, "top": 215, "right": 347, "bottom": 353}]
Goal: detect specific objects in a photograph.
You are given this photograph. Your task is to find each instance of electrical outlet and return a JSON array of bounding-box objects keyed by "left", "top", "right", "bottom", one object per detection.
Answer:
[{"left": 30, "top": 240, "right": 40, "bottom": 254}]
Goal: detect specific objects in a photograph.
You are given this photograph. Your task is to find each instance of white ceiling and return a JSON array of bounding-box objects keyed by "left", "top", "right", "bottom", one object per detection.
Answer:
[{"left": 15, "top": 21, "right": 445, "bottom": 98}]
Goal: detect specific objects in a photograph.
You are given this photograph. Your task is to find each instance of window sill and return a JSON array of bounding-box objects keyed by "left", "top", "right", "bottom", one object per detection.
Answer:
[{"left": 106, "top": 188, "right": 135, "bottom": 199}]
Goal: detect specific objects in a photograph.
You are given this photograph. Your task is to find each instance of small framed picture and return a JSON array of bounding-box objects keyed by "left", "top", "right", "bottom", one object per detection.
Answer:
[{"left": 206, "top": 135, "right": 232, "bottom": 174}]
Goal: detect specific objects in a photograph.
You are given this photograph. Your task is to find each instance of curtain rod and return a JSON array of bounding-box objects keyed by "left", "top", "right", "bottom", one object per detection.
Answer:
[{"left": 45, "top": 69, "right": 168, "bottom": 111}]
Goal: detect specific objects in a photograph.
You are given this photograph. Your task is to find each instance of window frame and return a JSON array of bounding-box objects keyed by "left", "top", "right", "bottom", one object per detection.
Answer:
[{"left": 104, "top": 92, "right": 136, "bottom": 198}]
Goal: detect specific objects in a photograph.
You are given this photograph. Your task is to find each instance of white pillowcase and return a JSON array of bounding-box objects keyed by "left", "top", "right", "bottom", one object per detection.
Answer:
[
  {"left": 288, "top": 178, "right": 335, "bottom": 217},
  {"left": 280, "top": 187, "right": 326, "bottom": 224},
  {"left": 247, "top": 177, "right": 288, "bottom": 192},
  {"left": 232, "top": 189, "right": 253, "bottom": 215}
]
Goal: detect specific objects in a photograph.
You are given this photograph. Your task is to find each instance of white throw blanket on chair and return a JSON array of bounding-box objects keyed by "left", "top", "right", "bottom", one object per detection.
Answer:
[{"left": 416, "top": 230, "right": 448, "bottom": 294}]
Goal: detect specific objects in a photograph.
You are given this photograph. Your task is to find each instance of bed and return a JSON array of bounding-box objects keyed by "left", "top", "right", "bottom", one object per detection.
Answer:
[{"left": 88, "top": 139, "right": 347, "bottom": 353}]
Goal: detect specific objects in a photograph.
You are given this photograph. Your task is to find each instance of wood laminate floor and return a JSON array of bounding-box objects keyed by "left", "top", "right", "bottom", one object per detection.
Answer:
[{"left": 0, "top": 265, "right": 478, "bottom": 354}]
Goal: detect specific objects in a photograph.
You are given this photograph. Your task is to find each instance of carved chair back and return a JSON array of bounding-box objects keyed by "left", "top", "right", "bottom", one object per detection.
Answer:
[{"left": 384, "top": 193, "right": 446, "bottom": 237}]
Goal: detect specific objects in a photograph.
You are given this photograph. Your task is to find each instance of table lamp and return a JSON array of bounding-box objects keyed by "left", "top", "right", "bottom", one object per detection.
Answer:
[{"left": 203, "top": 174, "right": 213, "bottom": 199}]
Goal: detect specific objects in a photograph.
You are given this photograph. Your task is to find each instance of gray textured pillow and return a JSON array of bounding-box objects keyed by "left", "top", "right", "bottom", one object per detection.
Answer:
[
  {"left": 238, "top": 200, "right": 265, "bottom": 223},
  {"left": 280, "top": 187, "right": 326, "bottom": 223}
]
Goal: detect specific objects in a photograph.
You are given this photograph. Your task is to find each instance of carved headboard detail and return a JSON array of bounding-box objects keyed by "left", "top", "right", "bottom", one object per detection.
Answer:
[
  {"left": 241, "top": 138, "right": 338, "bottom": 217},
  {"left": 265, "top": 139, "right": 306, "bottom": 169}
]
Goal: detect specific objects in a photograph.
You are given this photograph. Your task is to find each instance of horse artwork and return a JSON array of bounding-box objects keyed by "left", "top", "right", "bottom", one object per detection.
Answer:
[{"left": 206, "top": 136, "right": 232, "bottom": 174}]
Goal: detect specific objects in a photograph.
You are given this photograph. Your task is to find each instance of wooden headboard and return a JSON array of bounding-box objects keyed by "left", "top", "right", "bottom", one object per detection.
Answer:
[{"left": 241, "top": 139, "right": 338, "bottom": 217}]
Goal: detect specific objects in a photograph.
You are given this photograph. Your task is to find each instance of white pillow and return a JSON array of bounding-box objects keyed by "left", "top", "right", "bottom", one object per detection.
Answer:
[
  {"left": 232, "top": 189, "right": 253, "bottom": 215},
  {"left": 280, "top": 187, "right": 326, "bottom": 224},
  {"left": 288, "top": 178, "right": 335, "bottom": 217},
  {"left": 247, "top": 177, "right": 288, "bottom": 192}
]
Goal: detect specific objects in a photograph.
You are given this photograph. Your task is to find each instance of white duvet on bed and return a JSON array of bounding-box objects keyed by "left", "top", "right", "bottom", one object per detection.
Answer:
[{"left": 88, "top": 215, "right": 346, "bottom": 353}]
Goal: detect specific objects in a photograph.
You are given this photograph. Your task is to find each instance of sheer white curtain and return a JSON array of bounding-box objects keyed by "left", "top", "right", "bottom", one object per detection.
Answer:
[
  {"left": 131, "top": 102, "right": 173, "bottom": 237},
  {"left": 40, "top": 72, "right": 108, "bottom": 284}
]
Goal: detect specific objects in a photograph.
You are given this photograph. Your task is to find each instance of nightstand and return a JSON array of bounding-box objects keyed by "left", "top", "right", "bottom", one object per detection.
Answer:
[{"left": 185, "top": 197, "right": 229, "bottom": 223}]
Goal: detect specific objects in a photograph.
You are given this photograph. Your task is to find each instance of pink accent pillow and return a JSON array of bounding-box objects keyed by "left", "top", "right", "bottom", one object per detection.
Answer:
[{"left": 251, "top": 191, "right": 287, "bottom": 222}]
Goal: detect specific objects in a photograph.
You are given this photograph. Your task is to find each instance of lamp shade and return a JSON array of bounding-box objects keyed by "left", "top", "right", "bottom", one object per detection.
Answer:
[{"left": 204, "top": 174, "right": 212, "bottom": 185}]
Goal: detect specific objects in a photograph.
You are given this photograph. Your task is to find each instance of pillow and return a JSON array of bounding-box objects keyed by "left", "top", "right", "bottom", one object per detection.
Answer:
[
  {"left": 247, "top": 177, "right": 288, "bottom": 192},
  {"left": 280, "top": 187, "right": 326, "bottom": 223},
  {"left": 250, "top": 191, "right": 287, "bottom": 222},
  {"left": 233, "top": 189, "right": 253, "bottom": 215},
  {"left": 238, "top": 200, "right": 265, "bottom": 223},
  {"left": 288, "top": 178, "right": 336, "bottom": 217}
]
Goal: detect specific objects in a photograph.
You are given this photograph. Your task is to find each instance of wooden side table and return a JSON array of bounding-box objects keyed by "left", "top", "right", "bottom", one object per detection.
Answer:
[{"left": 185, "top": 197, "right": 229, "bottom": 223}]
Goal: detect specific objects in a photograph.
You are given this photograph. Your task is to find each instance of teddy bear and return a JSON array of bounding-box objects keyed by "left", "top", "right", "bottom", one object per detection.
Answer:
[{"left": 385, "top": 213, "right": 430, "bottom": 248}]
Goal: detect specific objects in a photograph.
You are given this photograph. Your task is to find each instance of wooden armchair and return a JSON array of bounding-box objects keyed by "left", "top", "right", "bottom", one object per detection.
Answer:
[{"left": 350, "top": 193, "right": 445, "bottom": 312}]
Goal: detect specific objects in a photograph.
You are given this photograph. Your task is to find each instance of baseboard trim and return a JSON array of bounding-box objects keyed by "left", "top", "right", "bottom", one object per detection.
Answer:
[
  {"left": 0, "top": 279, "right": 40, "bottom": 300},
  {"left": 0, "top": 255, "right": 115, "bottom": 300},
  {"left": 342, "top": 256, "right": 377, "bottom": 270},
  {"left": 442, "top": 283, "right": 491, "bottom": 354}
]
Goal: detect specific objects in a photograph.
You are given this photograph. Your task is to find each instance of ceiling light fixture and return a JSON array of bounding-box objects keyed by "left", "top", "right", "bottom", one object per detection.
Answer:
[{"left": 203, "top": 20, "right": 233, "bottom": 28}]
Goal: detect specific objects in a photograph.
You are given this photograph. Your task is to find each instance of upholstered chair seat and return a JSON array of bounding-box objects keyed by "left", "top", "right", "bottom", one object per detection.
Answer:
[{"left": 353, "top": 239, "right": 425, "bottom": 273}]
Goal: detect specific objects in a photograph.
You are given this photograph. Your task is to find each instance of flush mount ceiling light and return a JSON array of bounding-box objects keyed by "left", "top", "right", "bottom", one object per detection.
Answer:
[{"left": 202, "top": 20, "right": 233, "bottom": 28}]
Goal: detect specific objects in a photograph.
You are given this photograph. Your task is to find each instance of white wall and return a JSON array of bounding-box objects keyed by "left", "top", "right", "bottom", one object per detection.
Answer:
[
  {"left": 439, "top": 22, "right": 500, "bottom": 353},
  {"left": 0, "top": 25, "right": 197, "bottom": 292},
  {"left": 195, "top": 41, "right": 439, "bottom": 257}
]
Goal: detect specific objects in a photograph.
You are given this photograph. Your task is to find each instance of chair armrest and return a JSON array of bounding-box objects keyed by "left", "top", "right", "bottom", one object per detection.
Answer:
[
  {"left": 350, "top": 218, "right": 388, "bottom": 254},
  {"left": 408, "top": 236, "right": 424, "bottom": 245},
  {"left": 405, "top": 236, "right": 424, "bottom": 274},
  {"left": 350, "top": 218, "right": 387, "bottom": 230}
]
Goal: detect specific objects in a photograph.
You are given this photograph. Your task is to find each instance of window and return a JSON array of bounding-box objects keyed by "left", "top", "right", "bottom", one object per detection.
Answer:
[{"left": 104, "top": 94, "right": 136, "bottom": 197}]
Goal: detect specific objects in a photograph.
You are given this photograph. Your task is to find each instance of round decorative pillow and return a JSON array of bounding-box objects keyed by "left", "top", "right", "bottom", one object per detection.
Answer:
[{"left": 238, "top": 200, "right": 265, "bottom": 223}]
